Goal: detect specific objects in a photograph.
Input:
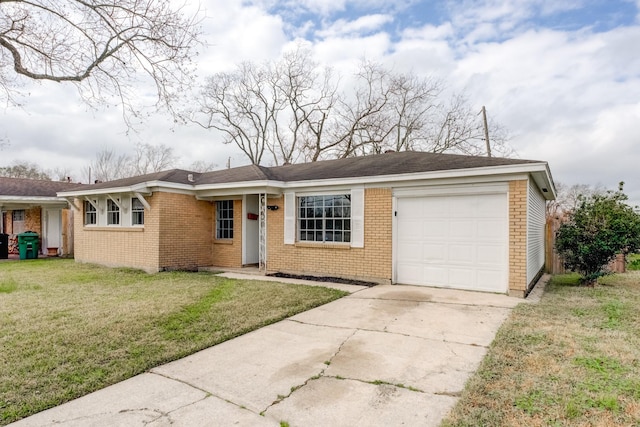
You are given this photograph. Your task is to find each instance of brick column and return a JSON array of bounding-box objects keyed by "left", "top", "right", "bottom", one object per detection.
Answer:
[{"left": 509, "top": 180, "right": 527, "bottom": 297}]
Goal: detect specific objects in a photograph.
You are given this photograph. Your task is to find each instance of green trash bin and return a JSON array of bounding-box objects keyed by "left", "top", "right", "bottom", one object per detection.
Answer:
[{"left": 18, "top": 231, "right": 39, "bottom": 260}]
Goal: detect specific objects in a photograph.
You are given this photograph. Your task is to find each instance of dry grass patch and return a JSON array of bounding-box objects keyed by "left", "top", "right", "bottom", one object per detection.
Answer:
[
  {"left": 0, "top": 259, "right": 346, "bottom": 425},
  {"left": 442, "top": 272, "right": 640, "bottom": 427}
]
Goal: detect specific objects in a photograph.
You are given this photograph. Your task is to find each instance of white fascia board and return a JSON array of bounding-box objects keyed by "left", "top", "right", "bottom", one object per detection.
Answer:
[
  {"left": 0, "top": 196, "right": 69, "bottom": 206},
  {"left": 280, "top": 162, "right": 553, "bottom": 190},
  {"left": 57, "top": 181, "right": 194, "bottom": 198},
  {"left": 195, "top": 182, "right": 283, "bottom": 199}
]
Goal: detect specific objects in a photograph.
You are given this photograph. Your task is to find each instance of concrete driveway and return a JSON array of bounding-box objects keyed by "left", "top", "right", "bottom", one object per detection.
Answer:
[{"left": 10, "top": 282, "right": 527, "bottom": 427}]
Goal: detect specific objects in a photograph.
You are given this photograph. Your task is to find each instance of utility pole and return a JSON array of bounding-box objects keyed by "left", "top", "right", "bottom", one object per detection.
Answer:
[{"left": 481, "top": 106, "right": 492, "bottom": 157}]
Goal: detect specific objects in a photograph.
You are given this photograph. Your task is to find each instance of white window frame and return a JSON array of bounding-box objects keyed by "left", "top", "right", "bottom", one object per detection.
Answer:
[
  {"left": 216, "top": 200, "right": 234, "bottom": 239},
  {"left": 12, "top": 210, "right": 25, "bottom": 234},
  {"left": 297, "top": 194, "right": 352, "bottom": 243},
  {"left": 83, "top": 200, "right": 97, "bottom": 225},
  {"left": 106, "top": 199, "right": 120, "bottom": 226},
  {"left": 284, "top": 188, "right": 364, "bottom": 248},
  {"left": 131, "top": 197, "right": 144, "bottom": 226}
]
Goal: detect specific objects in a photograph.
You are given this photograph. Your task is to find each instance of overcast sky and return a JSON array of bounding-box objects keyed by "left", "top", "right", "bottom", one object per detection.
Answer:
[{"left": 1, "top": 0, "right": 639, "bottom": 204}]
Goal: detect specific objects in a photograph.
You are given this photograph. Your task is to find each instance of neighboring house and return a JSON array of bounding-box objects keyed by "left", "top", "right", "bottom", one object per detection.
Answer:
[
  {"left": 58, "top": 151, "right": 556, "bottom": 297},
  {"left": 0, "top": 177, "right": 79, "bottom": 256}
]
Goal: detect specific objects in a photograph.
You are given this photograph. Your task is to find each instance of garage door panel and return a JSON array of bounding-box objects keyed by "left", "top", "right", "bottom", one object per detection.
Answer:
[
  {"left": 477, "top": 219, "right": 504, "bottom": 239},
  {"left": 423, "top": 244, "right": 446, "bottom": 262},
  {"left": 449, "top": 245, "right": 474, "bottom": 263},
  {"left": 476, "top": 245, "right": 504, "bottom": 264},
  {"left": 476, "top": 270, "right": 506, "bottom": 291},
  {"left": 450, "top": 220, "right": 474, "bottom": 239},
  {"left": 398, "top": 242, "right": 422, "bottom": 261},
  {"left": 449, "top": 268, "right": 476, "bottom": 287},
  {"left": 423, "top": 220, "right": 448, "bottom": 237},
  {"left": 396, "top": 193, "right": 508, "bottom": 293},
  {"left": 422, "top": 198, "right": 449, "bottom": 217},
  {"left": 396, "top": 264, "right": 422, "bottom": 284},
  {"left": 423, "top": 266, "right": 448, "bottom": 285}
]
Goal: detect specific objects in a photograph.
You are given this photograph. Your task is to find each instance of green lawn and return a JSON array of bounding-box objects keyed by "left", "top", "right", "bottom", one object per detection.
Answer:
[
  {"left": 442, "top": 272, "right": 640, "bottom": 427},
  {"left": 0, "top": 259, "right": 347, "bottom": 425},
  {"left": 627, "top": 253, "right": 640, "bottom": 270}
]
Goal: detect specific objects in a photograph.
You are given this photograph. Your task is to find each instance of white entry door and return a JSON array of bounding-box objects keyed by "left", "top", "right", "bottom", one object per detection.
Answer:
[
  {"left": 395, "top": 193, "right": 508, "bottom": 293},
  {"left": 44, "top": 209, "right": 62, "bottom": 255}
]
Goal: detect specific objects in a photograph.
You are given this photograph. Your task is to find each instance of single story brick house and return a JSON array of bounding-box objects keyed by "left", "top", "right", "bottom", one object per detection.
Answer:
[
  {"left": 1, "top": 177, "right": 79, "bottom": 256},
  {"left": 58, "top": 151, "right": 555, "bottom": 297}
]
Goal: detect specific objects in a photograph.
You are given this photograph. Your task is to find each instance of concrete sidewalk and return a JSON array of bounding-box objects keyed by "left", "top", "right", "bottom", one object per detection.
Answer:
[{"left": 10, "top": 281, "right": 529, "bottom": 427}]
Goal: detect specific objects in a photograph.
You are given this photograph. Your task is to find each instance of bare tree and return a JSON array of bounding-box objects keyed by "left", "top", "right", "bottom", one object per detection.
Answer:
[
  {"left": 189, "top": 160, "right": 217, "bottom": 173},
  {"left": 131, "top": 143, "right": 178, "bottom": 175},
  {"left": 0, "top": 161, "right": 50, "bottom": 179},
  {"left": 87, "top": 143, "right": 179, "bottom": 181},
  {"left": 546, "top": 182, "right": 606, "bottom": 219},
  {"left": 0, "top": 0, "right": 201, "bottom": 118},
  {"left": 50, "top": 167, "right": 75, "bottom": 182},
  {"left": 89, "top": 147, "right": 132, "bottom": 182},
  {"left": 195, "top": 50, "right": 513, "bottom": 165},
  {"left": 195, "top": 47, "right": 337, "bottom": 165},
  {"left": 428, "top": 94, "right": 511, "bottom": 157}
]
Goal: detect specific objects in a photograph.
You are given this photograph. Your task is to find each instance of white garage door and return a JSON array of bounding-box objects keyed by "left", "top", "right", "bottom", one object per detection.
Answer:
[{"left": 395, "top": 193, "right": 508, "bottom": 293}]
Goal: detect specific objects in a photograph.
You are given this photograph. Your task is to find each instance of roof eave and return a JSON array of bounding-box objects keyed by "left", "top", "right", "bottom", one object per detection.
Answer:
[
  {"left": 57, "top": 180, "right": 196, "bottom": 197},
  {"left": 0, "top": 196, "right": 70, "bottom": 208}
]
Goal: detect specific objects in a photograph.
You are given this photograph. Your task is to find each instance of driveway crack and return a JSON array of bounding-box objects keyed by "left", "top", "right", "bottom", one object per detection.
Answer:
[
  {"left": 148, "top": 371, "right": 261, "bottom": 417},
  {"left": 261, "top": 329, "right": 358, "bottom": 415}
]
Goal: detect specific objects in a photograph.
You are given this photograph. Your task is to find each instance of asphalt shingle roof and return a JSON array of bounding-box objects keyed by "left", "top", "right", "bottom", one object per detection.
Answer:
[
  {"left": 58, "top": 151, "right": 546, "bottom": 193},
  {"left": 0, "top": 177, "right": 82, "bottom": 197},
  {"left": 195, "top": 151, "right": 542, "bottom": 184}
]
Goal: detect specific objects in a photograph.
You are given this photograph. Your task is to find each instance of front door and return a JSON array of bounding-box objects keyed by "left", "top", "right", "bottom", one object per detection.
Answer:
[
  {"left": 243, "top": 195, "right": 260, "bottom": 265},
  {"left": 44, "top": 208, "right": 62, "bottom": 255}
]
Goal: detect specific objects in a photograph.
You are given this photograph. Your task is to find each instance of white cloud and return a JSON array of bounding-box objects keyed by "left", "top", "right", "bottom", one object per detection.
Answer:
[
  {"left": 316, "top": 14, "right": 393, "bottom": 38},
  {"left": 2, "top": 0, "right": 640, "bottom": 207}
]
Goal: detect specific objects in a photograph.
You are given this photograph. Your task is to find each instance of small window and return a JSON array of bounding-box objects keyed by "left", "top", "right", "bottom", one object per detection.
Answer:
[
  {"left": 298, "top": 195, "right": 351, "bottom": 243},
  {"left": 131, "top": 198, "right": 144, "bottom": 226},
  {"left": 84, "top": 201, "right": 97, "bottom": 225},
  {"left": 12, "top": 210, "right": 25, "bottom": 234},
  {"left": 107, "top": 199, "right": 120, "bottom": 225},
  {"left": 216, "top": 200, "right": 234, "bottom": 239}
]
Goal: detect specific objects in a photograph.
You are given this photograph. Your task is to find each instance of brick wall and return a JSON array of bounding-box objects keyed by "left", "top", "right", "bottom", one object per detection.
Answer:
[
  {"left": 3, "top": 208, "right": 42, "bottom": 254},
  {"left": 73, "top": 196, "right": 160, "bottom": 271},
  {"left": 158, "top": 192, "right": 213, "bottom": 270},
  {"left": 266, "top": 188, "right": 393, "bottom": 283},
  {"left": 509, "top": 180, "right": 528, "bottom": 296},
  {"left": 74, "top": 192, "right": 213, "bottom": 272},
  {"left": 211, "top": 199, "right": 242, "bottom": 267}
]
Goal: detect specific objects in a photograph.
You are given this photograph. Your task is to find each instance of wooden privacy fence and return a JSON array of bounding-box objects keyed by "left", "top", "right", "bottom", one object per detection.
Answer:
[{"left": 545, "top": 217, "right": 626, "bottom": 274}]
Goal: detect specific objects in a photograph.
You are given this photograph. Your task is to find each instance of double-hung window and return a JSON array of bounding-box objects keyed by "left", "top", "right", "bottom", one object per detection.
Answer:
[
  {"left": 216, "top": 200, "right": 234, "bottom": 239},
  {"left": 131, "top": 198, "right": 144, "bottom": 226},
  {"left": 107, "top": 199, "right": 120, "bottom": 225},
  {"left": 84, "top": 201, "right": 97, "bottom": 225},
  {"left": 298, "top": 195, "right": 351, "bottom": 243}
]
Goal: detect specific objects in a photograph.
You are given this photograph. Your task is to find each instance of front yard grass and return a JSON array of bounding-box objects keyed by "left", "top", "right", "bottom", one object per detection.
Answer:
[
  {"left": 0, "top": 259, "right": 347, "bottom": 425},
  {"left": 442, "top": 272, "right": 640, "bottom": 427}
]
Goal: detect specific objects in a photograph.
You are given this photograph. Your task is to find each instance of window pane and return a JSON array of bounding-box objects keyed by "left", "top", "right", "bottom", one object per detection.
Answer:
[
  {"left": 296, "top": 194, "right": 351, "bottom": 242},
  {"left": 216, "top": 200, "right": 234, "bottom": 239}
]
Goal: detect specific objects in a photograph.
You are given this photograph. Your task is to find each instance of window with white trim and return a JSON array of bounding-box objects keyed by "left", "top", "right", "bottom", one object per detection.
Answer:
[
  {"left": 84, "top": 201, "right": 97, "bottom": 225},
  {"left": 298, "top": 195, "right": 351, "bottom": 243},
  {"left": 216, "top": 200, "right": 234, "bottom": 239},
  {"left": 12, "top": 210, "right": 25, "bottom": 234},
  {"left": 131, "top": 198, "right": 144, "bottom": 225},
  {"left": 107, "top": 199, "right": 120, "bottom": 225}
]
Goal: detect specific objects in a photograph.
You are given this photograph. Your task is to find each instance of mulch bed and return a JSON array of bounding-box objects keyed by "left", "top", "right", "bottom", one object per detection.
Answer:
[{"left": 267, "top": 272, "right": 378, "bottom": 287}]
